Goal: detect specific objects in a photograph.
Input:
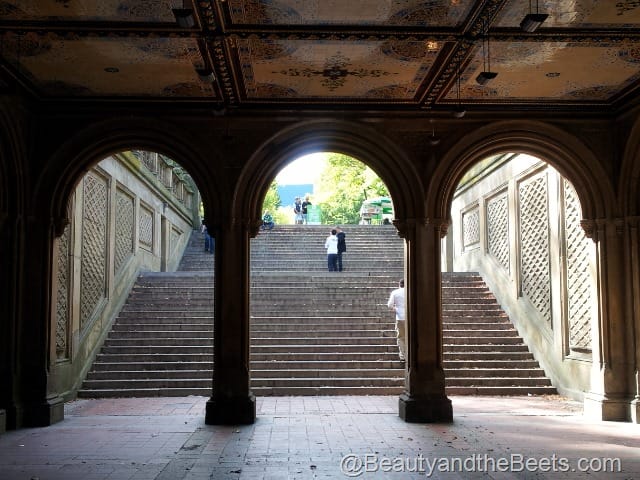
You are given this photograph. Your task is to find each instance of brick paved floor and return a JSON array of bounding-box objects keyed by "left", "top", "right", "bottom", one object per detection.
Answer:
[{"left": 0, "top": 395, "right": 638, "bottom": 479}]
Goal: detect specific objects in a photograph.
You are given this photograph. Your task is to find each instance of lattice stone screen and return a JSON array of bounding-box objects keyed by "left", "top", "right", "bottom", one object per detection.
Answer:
[
  {"left": 486, "top": 191, "right": 509, "bottom": 272},
  {"left": 55, "top": 223, "right": 71, "bottom": 360},
  {"left": 564, "top": 179, "right": 592, "bottom": 353},
  {"left": 80, "top": 172, "right": 108, "bottom": 329},
  {"left": 139, "top": 204, "right": 154, "bottom": 251},
  {"left": 518, "top": 173, "right": 552, "bottom": 324},
  {"left": 462, "top": 206, "right": 480, "bottom": 250},
  {"left": 114, "top": 188, "right": 135, "bottom": 273}
]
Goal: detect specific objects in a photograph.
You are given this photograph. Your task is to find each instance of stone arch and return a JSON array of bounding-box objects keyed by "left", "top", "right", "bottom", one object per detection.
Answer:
[
  {"left": 619, "top": 116, "right": 640, "bottom": 216},
  {"left": 32, "top": 116, "right": 224, "bottom": 233},
  {"left": 234, "top": 119, "right": 423, "bottom": 229},
  {"left": 0, "top": 102, "right": 26, "bottom": 220},
  {"left": 427, "top": 120, "right": 614, "bottom": 223}
]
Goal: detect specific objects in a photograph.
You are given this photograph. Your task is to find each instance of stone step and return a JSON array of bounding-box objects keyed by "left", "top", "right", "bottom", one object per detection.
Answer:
[
  {"left": 445, "top": 386, "right": 556, "bottom": 395},
  {"left": 443, "top": 359, "right": 541, "bottom": 369},
  {"left": 443, "top": 368, "right": 547, "bottom": 378},
  {"left": 250, "top": 352, "right": 401, "bottom": 361},
  {"left": 112, "top": 323, "right": 214, "bottom": 331},
  {"left": 250, "top": 386, "right": 405, "bottom": 396},
  {"left": 443, "top": 329, "right": 519, "bottom": 337},
  {"left": 250, "top": 360, "right": 404, "bottom": 369},
  {"left": 444, "top": 343, "right": 530, "bottom": 351},
  {"left": 251, "top": 377, "right": 405, "bottom": 388},
  {"left": 444, "top": 377, "right": 553, "bottom": 387},
  {"left": 250, "top": 337, "right": 397, "bottom": 346},
  {"left": 443, "top": 336, "right": 525, "bottom": 345}
]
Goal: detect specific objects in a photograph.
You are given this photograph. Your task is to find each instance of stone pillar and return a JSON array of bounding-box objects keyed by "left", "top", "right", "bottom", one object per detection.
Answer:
[
  {"left": 397, "top": 218, "right": 453, "bottom": 423},
  {"left": 0, "top": 210, "right": 17, "bottom": 430},
  {"left": 160, "top": 214, "right": 170, "bottom": 272},
  {"left": 583, "top": 219, "right": 634, "bottom": 421},
  {"left": 626, "top": 218, "right": 640, "bottom": 423},
  {"left": 13, "top": 214, "right": 65, "bottom": 427},
  {"left": 205, "top": 217, "right": 256, "bottom": 424}
]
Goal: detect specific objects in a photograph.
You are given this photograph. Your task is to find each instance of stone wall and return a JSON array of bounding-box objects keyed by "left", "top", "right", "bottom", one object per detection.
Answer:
[
  {"left": 448, "top": 154, "right": 596, "bottom": 399},
  {"left": 49, "top": 151, "right": 198, "bottom": 400}
]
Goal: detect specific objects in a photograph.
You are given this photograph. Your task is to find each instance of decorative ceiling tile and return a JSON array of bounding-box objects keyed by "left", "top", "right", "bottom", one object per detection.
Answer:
[
  {"left": 237, "top": 38, "right": 440, "bottom": 100},
  {"left": 446, "top": 40, "right": 640, "bottom": 102},
  {"left": 226, "top": 0, "right": 474, "bottom": 27},
  {"left": 0, "top": 0, "right": 181, "bottom": 22},
  {"left": 1, "top": 33, "right": 217, "bottom": 97},
  {"left": 496, "top": 0, "right": 640, "bottom": 29}
]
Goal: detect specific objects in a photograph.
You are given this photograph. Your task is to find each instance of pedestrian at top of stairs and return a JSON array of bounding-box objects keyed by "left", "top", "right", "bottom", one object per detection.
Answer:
[
  {"left": 335, "top": 225, "right": 346, "bottom": 272},
  {"left": 325, "top": 229, "right": 339, "bottom": 271}
]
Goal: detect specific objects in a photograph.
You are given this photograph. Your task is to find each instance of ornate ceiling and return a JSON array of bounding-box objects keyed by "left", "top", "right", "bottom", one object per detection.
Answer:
[{"left": 1, "top": 0, "right": 639, "bottom": 113}]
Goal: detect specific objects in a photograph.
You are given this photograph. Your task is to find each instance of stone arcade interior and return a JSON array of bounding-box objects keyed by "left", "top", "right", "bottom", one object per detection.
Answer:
[{"left": 1, "top": 0, "right": 640, "bottom": 433}]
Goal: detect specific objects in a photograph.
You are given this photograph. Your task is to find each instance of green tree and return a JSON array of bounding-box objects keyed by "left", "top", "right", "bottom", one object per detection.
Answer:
[
  {"left": 315, "top": 153, "right": 389, "bottom": 224},
  {"left": 261, "top": 180, "right": 281, "bottom": 218}
]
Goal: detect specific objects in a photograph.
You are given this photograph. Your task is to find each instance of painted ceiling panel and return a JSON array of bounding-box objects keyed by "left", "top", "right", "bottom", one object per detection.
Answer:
[
  {"left": 0, "top": 0, "right": 181, "bottom": 22},
  {"left": 448, "top": 40, "right": 640, "bottom": 101},
  {"left": 237, "top": 38, "right": 440, "bottom": 100},
  {"left": 496, "top": 0, "right": 640, "bottom": 29},
  {"left": 2, "top": 33, "right": 216, "bottom": 97},
  {"left": 226, "top": 0, "right": 474, "bottom": 27}
]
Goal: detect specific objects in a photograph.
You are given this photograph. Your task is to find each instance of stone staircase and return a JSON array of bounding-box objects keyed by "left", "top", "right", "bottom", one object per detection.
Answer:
[
  {"left": 442, "top": 272, "right": 554, "bottom": 395},
  {"left": 78, "top": 225, "right": 555, "bottom": 397}
]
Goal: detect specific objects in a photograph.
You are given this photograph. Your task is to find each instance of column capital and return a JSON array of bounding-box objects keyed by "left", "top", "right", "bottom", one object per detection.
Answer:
[
  {"left": 581, "top": 217, "right": 625, "bottom": 241},
  {"left": 393, "top": 217, "right": 449, "bottom": 239}
]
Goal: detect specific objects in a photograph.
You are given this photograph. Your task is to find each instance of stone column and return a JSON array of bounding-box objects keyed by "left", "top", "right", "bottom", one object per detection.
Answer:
[
  {"left": 205, "top": 217, "right": 256, "bottom": 424},
  {"left": 626, "top": 217, "right": 640, "bottom": 423},
  {"left": 0, "top": 210, "right": 17, "bottom": 431},
  {"left": 13, "top": 214, "right": 65, "bottom": 427},
  {"left": 397, "top": 218, "right": 453, "bottom": 422},
  {"left": 583, "top": 218, "right": 634, "bottom": 421}
]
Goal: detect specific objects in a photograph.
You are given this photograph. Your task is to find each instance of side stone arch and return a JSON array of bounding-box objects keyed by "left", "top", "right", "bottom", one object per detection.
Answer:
[
  {"left": 234, "top": 119, "right": 423, "bottom": 230},
  {"left": 427, "top": 120, "right": 614, "bottom": 223},
  {"left": 619, "top": 115, "right": 640, "bottom": 216},
  {"left": 428, "top": 119, "right": 635, "bottom": 422},
  {"left": 32, "top": 116, "right": 225, "bottom": 231}
]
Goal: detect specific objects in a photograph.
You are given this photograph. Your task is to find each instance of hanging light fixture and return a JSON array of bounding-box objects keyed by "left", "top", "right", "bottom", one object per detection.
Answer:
[
  {"left": 476, "top": 20, "right": 497, "bottom": 86},
  {"left": 520, "top": 0, "right": 548, "bottom": 32},
  {"left": 452, "top": 57, "right": 466, "bottom": 118}
]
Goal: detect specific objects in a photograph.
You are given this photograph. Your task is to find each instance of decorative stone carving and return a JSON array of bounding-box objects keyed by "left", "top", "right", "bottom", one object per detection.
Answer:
[
  {"left": 564, "top": 179, "right": 592, "bottom": 353},
  {"left": 80, "top": 172, "right": 108, "bottom": 329},
  {"left": 114, "top": 188, "right": 134, "bottom": 274},
  {"left": 486, "top": 192, "right": 509, "bottom": 272},
  {"left": 55, "top": 223, "right": 71, "bottom": 360},
  {"left": 518, "top": 172, "right": 551, "bottom": 324},
  {"left": 138, "top": 204, "right": 154, "bottom": 251},
  {"left": 462, "top": 205, "right": 480, "bottom": 250}
]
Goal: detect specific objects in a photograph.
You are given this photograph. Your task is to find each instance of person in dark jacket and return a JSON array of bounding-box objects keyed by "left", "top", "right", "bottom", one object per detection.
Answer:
[{"left": 335, "top": 226, "right": 346, "bottom": 272}]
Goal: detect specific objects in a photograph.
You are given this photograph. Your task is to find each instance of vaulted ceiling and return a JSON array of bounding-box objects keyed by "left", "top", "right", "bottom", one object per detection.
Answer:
[{"left": 1, "top": 0, "right": 640, "bottom": 114}]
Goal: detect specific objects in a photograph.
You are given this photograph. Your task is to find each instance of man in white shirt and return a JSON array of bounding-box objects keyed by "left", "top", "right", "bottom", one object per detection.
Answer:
[
  {"left": 387, "top": 279, "right": 405, "bottom": 361},
  {"left": 324, "top": 229, "right": 339, "bottom": 271}
]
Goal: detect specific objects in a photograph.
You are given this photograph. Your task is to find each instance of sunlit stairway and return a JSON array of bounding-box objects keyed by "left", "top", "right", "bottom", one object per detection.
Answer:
[
  {"left": 79, "top": 226, "right": 555, "bottom": 397},
  {"left": 78, "top": 232, "right": 214, "bottom": 397},
  {"left": 442, "top": 272, "right": 556, "bottom": 395}
]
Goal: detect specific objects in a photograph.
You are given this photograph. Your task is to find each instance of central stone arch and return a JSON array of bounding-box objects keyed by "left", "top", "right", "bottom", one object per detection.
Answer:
[{"left": 234, "top": 119, "right": 423, "bottom": 226}]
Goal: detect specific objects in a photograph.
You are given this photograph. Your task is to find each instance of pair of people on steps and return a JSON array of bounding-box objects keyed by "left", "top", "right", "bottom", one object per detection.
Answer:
[{"left": 324, "top": 226, "right": 346, "bottom": 271}]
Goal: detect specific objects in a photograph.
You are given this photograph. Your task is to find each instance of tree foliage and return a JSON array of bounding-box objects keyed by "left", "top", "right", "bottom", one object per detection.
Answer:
[
  {"left": 315, "top": 153, "right": 390, "bottom": 224},
  {"left": 262, "top": 180, "right": 281, "bottom": 216}
]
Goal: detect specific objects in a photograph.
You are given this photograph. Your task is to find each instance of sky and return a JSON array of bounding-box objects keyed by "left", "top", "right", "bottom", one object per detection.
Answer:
[{"left": 276, "top": 152, "right": 328, "bottom": 185}]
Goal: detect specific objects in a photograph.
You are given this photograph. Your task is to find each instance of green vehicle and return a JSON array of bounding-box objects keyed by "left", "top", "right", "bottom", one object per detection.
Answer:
[{"left": 359, "top": 196, "right": 394, "bottom": 224}]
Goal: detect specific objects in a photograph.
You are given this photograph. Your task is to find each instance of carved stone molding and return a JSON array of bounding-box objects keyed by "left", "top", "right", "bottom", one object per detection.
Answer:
[
  {"left": 394, "top": 217, "right": 449, "bottom": 240},
  {"left": 53, "top": 216, "right": 70, "bottom": 238}
]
